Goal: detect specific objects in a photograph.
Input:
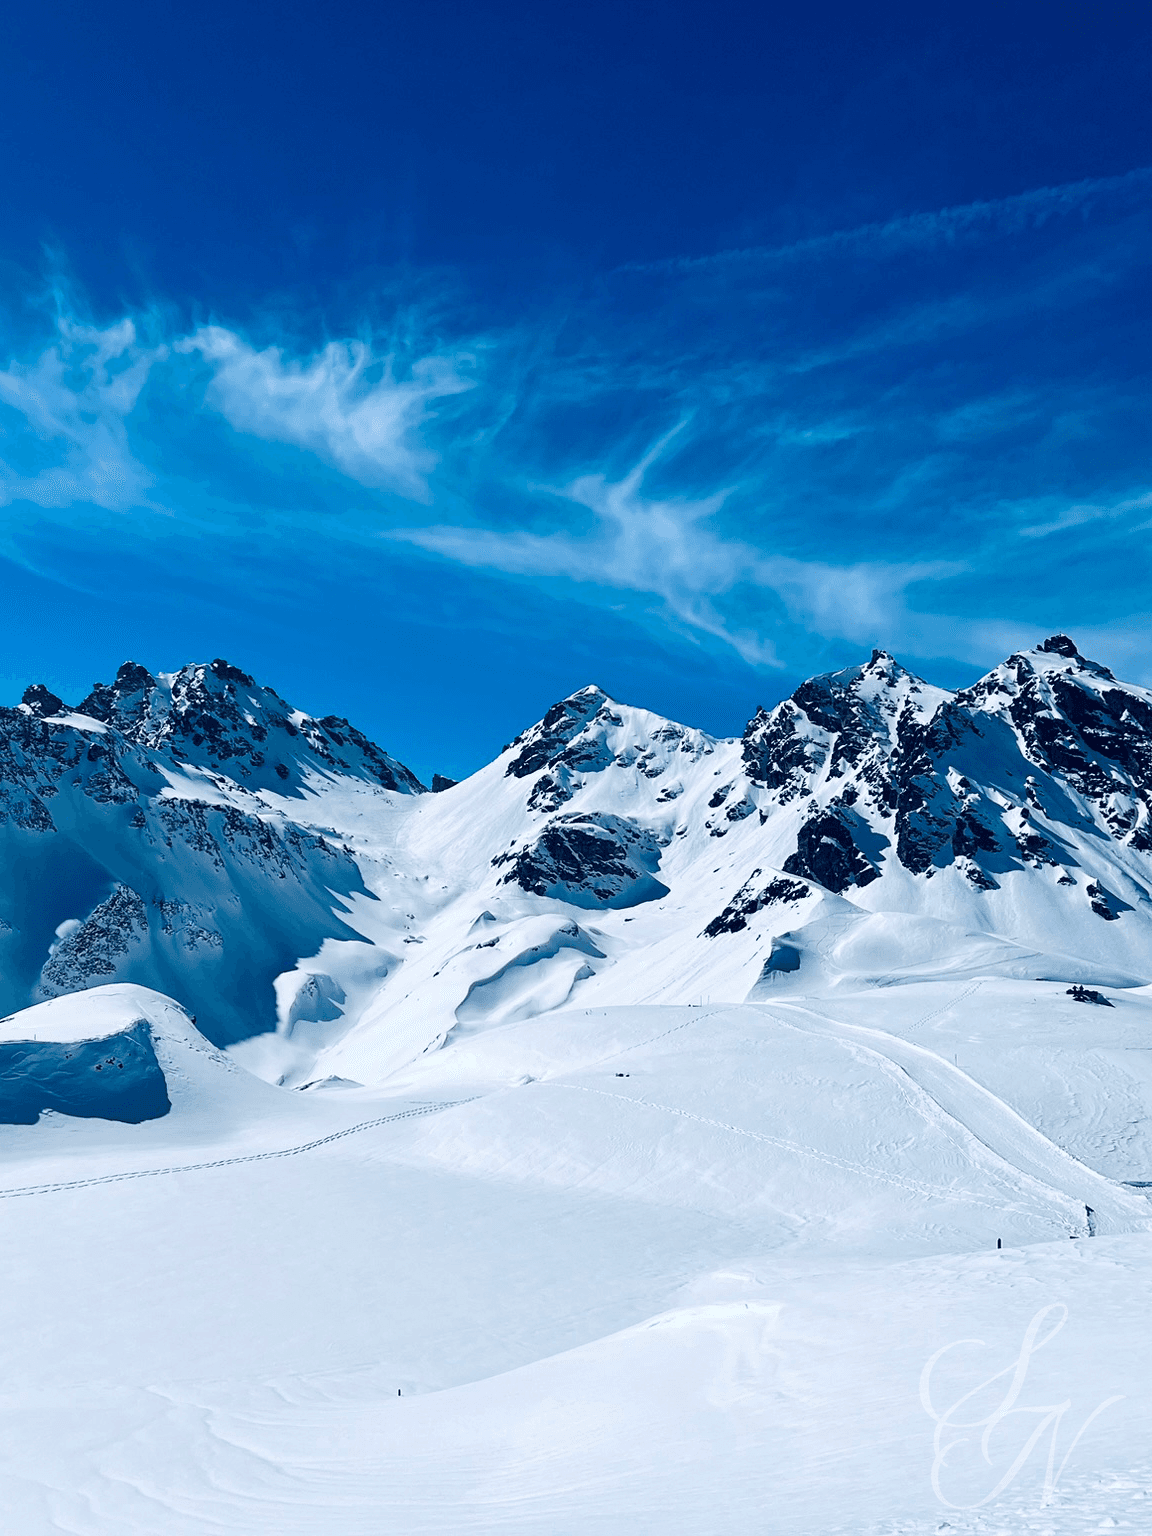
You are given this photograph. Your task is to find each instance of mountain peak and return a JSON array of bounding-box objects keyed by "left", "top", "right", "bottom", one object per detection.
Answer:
[
  {"left": 114, "top": 660, "right": 157, "bottom": 690},
  {"left": 1037, "top": 633, "right": 1080, "bottom": 658},
  {"left": 504, "top": 686, "right": 610, "bottom": 780},
  {"left": 965, "top": 636, "right": 1118, "bottom": 708},
  {"left": 1016, "top": 635, "right": 1116, "bottom": 683},
  {"left": 73, "top": 658, "right": 423, "bottom": 796},
  {"left": 207, "top": 658, "right": 255, "bottom": 687},
  {"left": 20, "top": 684, "right": 64, "bottom": 717},
  {"left": 77, "top": 662, "right": 157, "bottom": 731}
]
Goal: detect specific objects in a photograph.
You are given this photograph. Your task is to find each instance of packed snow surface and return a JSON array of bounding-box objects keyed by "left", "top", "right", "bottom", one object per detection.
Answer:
[{"left": 4, "top": 638, "right": 1152, "bottom": 1531}]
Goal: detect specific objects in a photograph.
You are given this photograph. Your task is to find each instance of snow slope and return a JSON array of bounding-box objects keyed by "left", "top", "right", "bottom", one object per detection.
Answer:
[
  {"left": 0, "top": 982, "right": 1151, "bottom": 1532},
  {"left": 305, "top": 636, "right": 1152, "bottom": 1087}
]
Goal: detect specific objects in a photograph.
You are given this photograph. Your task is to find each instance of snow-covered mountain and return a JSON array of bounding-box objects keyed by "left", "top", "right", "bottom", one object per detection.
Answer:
[
  {"left": 7, "top": 636, "right": 1152, "bottom": 1534},
  {"left": 0, "top": 658, "right": 420, "bottom": 1047},
  {"left": 3, "top": 635, "right": 1152, "bottom": 1085}
]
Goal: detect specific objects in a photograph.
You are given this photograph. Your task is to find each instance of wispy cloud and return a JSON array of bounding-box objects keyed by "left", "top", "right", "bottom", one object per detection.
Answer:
[
  {"left": 389, "top": 428, "right": 986, "bottom": 666},
  {"left": 178, "top": 327, "right": 475, "bottom": 502},
  {"left": 0, "top": 318, "right": 161, "bottom": 510},
  {"left": 621, "top": 165, "right": 1152, "bottom": 277},
  {"left": 1018, "top": 489, "right": 1152, "bottom": 539},
  {"left": 3, "top": 150, "right": 1151, "bottom": 695}
]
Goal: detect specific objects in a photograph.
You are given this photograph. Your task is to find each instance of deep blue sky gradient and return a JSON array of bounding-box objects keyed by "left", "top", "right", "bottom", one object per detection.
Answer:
[{"left": 2, "top": 2, "right": 1151, "bottom": 780}]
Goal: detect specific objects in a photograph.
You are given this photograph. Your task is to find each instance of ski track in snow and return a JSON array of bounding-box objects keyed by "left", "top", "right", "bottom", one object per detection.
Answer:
[
  {"left": 0, "top": 1097, "right": 479, "bottom": 1200},
  {"left": 760, "top": 1002, "right": 1144, "bottom": 1233},
  {"left": 547, "top": 1079, "right": 1054, "bottom": 1216},
  {"left": 904, "top": 979, "right": 987, "bottom": 1033}
]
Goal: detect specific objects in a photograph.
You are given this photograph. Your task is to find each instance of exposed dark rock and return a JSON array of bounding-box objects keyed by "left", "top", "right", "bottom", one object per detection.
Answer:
[
  {"left": 431, "top": 775, "right": 458, "bottom": 793},
  {"left": 505, "top": 687, "right": 607, "bottom": 779},
  {"left": 704, "top": 872, "right": 810, "bottom": 937},
  {"left": 526, "top": 771, "right": 575, "bottom": 813},
  {"left": 1066, "top": 985, "right": 1113, "bottom": 1006},
  {"left": 1038, "top": 634, "right": 1081, "bottom": 659},
  {"left": 21, "top": 684, "right": 64, "bottom": 717},
  {"left": 962, "top": 862, "right": 1000, "bottom": 891},
  {"left": 725, "top": 797, "right": 757, "bottom": 824},
  {"left": 37, "top": 885, "right": 149, "bottom": 999},
  {"left": 494, "top": 812, "right": 669, "bottom": 909},
  {"left": 1085, "top": 881, "right": 1133, "bottom": 921},
  {"left": 742, "top": 702, "right": 826, "bottom": 800},
  {"left": 78, "top": 660, "right": 424, "bottom": 795},
  {"left": 783, "top": 810, "right": 884, "bottom": 893}
]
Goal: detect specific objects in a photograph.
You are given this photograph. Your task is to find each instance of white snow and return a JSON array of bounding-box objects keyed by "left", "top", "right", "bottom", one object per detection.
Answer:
[{"left": 1, "top": 976, "right": 1151, "bottom": 1531}]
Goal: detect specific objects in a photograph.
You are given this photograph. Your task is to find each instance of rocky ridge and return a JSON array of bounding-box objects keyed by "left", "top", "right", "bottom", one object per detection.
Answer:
[
  {"left": 0, "top": 661, "right": 420, "bottom": 1044},
  {"left": 5, "top": 636, "right": 1152, "bottom": 1086}
]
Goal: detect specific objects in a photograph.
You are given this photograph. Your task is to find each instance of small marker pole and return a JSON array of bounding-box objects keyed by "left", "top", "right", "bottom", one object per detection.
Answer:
[{"left": 997, "top": 1238, "right": 1002, "bottom": 1250}]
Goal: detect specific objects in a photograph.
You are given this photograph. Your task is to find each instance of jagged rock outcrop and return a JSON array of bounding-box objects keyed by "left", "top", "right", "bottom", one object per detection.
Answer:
[
  {"left": 37, "top": 885, "right": 150, "bottom": 998},
  {"left": 76, "top": 658, "right": 424, "bottom": 795},
  {"left": 703, "top": 872, "right": 811, "bottom": 937},
  {"left": 733, "top": 638, "right": 1152, "bottom": 903},
  {"left": 494, "top": 812, "right": 670, "bottom": 908}
]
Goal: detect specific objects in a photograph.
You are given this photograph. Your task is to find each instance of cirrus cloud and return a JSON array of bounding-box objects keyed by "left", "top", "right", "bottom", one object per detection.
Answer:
[
  {"left": 0, "top": 317, "right": 161, "bottom": 511},
  {"left": 386, "top": 428, "right": 1019, "bottom": 667},
  {"left": 177, "top": 326, "right": 476, "bottom": 503}
]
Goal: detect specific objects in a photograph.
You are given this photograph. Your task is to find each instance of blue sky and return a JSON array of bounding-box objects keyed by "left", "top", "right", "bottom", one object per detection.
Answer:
[{"left": 2, "top": 3, "right": 1152, "bottom": 781}]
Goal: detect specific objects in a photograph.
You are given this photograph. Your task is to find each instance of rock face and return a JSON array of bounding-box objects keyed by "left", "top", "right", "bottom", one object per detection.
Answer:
[
  {"left": 6, "top": 636, "right": 1152, "bottom": 1088},
  {"left": 494, "top": 813, "right": 670, "bottom": 909},
  {"left": 37, "top": 886, "right": 150, "bottom": 1000},
  {"left": 736, "top": 637, "right": 1152, "bottom": 898},
  {"left": 76, "top": 658, "right": 424, "bottom": 796},
  {"left": 703, "top": 873, "right": 811, "bottom": 937}
]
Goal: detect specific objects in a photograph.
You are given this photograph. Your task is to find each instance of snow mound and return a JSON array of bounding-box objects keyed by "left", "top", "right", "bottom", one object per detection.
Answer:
[
  {"left": 747, "top": 907, "right": 1148, "bottom": 995},
  {"left": 314, "top": 915, "right": 606, "bottom": 1086},
  {"left": 0, "top": 985, "right": 231, "bottom": 1126}
]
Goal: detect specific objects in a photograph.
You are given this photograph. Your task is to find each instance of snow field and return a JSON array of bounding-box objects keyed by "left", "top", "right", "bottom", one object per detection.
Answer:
[{"left": 1, "top": 983, "right": 1151, "bottom": 1530}]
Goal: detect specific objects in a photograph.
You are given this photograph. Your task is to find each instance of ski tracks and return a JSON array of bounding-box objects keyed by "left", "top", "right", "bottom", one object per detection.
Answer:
[
  {"left": 904, "top": 978, "right": 985, "bottom": 1032},
  {"left": 545, "top": 1080, "right": 1046, "bottom": 1216},
  {"left": 764, "top": 1001, "right": 1148, "bottom": 1228},
  {"left": 0, "top": 1097, "right": 479, "bottom": 1201}
]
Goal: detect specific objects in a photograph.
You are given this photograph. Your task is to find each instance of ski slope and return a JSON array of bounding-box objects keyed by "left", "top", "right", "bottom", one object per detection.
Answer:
[{"left": 1, "top": 982, "right": 1151, "bottom": 1532}]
